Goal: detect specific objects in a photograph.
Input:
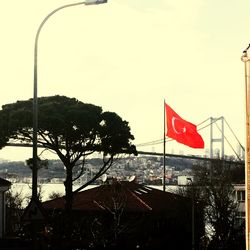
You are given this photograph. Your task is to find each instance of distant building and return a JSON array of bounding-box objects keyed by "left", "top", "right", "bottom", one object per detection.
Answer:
[
  {"left": 0, "top": 178, "right": 11, "bottom": 238},
  {"left": 177, "top": 175, "right": 193, "bottom": 186},
  {"left": 233, "top": 184, "right": 245, "bottom": 228}
]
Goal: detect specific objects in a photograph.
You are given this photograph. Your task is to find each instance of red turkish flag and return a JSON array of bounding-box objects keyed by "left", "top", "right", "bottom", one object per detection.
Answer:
[{"left": 165, "top": 103, "right": 204, "bottom": 149}]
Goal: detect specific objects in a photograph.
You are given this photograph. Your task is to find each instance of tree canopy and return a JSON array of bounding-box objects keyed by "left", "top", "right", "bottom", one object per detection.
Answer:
[
  {"left": 0, "top": 95, "right": 136, "bottom": 155},
  {"left": 0, "top": 95, "right": 137, "bottom": 210}
]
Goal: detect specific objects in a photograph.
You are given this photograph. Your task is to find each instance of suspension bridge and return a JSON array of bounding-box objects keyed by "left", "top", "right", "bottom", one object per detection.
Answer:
[{"left": 5, "top": 116, "right": 245, "bottom": 164}]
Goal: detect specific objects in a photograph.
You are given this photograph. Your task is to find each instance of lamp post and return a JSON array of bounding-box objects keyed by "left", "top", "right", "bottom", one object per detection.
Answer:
[
  {"left": 187, "top": 177, "right": 195, "bottom": 250},
  {"left": 241, "top": 44, "right": 250, "bottom": 250},
  {"left": 32, "top": 0, "right": 108, "bottom": 200}
]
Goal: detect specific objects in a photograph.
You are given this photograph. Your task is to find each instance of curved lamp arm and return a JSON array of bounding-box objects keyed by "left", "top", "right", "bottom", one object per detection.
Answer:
[{"left": 32, "top": 0, "right": 107, "bottom": 199}]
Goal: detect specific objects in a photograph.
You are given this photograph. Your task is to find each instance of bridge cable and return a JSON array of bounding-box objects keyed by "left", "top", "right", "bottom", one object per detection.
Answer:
[
  {"left": 224, "top": 118, "right": 245, "bottom": 152},
  {"left": 214, "top": 121, "right": 242, "bottom": 161}
]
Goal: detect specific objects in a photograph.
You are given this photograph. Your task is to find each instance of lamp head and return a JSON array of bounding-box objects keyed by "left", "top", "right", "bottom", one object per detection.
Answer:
[
  {"left": 241, "top": 53, "right": 250, "bottom": 63},
  {"left": 241, "top": 44, "right": 250, "bottom": 62},
  {"left": 85, "top": 0, "right": 108, "bottom": 5}
]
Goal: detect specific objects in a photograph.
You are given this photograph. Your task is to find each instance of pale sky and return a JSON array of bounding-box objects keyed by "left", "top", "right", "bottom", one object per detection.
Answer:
[{"left": 0, "top": 0, "right": 249, "bottom": 161}]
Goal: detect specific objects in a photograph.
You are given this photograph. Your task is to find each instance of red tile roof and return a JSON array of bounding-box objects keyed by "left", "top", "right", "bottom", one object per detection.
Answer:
[{"left": 43, "top": 181, "right": 189, "bottom": 213}]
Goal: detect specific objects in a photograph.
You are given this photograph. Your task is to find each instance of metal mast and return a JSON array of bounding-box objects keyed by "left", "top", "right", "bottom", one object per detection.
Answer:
[{"left": 241, "top": 44, "right": 250, "bottom": 250}]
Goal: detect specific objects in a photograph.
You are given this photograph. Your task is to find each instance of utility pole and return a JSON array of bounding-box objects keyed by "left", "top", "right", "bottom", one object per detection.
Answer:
[
  {"left": 25, "top": 1, "right": 108, "bottom": 249},
  {"left": 241, "top": 44, "right": 250, "bottom": 250}
]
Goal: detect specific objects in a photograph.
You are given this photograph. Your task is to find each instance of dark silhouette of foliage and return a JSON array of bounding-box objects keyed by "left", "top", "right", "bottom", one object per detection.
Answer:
[
  {"left": 192, "top": 159, "right": 245, "bottom": 250},
  {"left": 5, "top": 190, "right": 24, "bottom": 236},
  {"left": 230, "top": 164, "right": 245, "bottom": 183},
  {"left": 0, "top": 95, "right": 137, "bottom": 214}
]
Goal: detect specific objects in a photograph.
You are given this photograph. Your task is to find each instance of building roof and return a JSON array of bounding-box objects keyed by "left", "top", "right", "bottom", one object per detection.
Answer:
[
  {"left": 43, "top": 181, "right": 190, "bottom": 213},
  {"left": 0, "top": 177, "right": 11, "bottom": 187}
]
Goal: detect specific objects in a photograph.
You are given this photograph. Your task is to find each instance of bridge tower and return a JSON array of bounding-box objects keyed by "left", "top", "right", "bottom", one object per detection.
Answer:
[{"left": 210, "top": 116, "right": 225, "bottom": 159}]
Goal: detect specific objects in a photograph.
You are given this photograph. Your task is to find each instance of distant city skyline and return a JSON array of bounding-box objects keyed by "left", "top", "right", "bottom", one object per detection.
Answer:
[{"left": 0, "top": 0, "right": 249, "bottom": 161}]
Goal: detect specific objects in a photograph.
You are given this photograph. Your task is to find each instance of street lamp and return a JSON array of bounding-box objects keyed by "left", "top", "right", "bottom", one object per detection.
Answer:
[
  {"left": 32, "top": 0, "right": 108, "bottom": 200},
  {"left": 187, "top": 177, "right": 195, "bottom": 250},
  {"left": 241, "top": 45, "right": 250, "bottom": 250}
]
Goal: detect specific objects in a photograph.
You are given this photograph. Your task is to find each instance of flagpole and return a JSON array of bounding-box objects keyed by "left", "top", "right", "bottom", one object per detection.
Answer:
[{"left": 163, "top": 100, "right": 166, "bottom": 192}]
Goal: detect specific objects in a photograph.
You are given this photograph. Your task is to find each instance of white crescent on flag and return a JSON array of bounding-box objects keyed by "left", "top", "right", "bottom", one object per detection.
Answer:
[{"left": 172, "top": 117, "right": 187, "bottom": 134}]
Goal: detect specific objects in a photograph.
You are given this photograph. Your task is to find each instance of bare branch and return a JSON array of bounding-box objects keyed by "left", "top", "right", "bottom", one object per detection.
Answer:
[
  {"left": 73, "top": 155, "right": 114, "bottom": 193},
  {"left": 72, "top": 157, "right": 86, "bottom": 182}
]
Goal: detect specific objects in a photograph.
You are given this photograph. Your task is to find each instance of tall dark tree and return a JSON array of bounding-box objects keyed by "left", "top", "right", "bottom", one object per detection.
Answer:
[
  {"left": 5, "top": 190, "right": 24, "bottom": 236},
  {"left": 0, "top": 95, "right": 137, "bottom": 213},
  {"left": 192, "top": 159, "right": 245, "bottom": 250}
]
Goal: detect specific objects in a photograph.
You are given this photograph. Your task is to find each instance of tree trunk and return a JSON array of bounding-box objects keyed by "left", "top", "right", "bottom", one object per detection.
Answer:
[
  {"left": 63, "top": 167, "right": 73, "bottom": 248},
  {"left": 64, "top": 167, "right": 73, "bottom": 213}
]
